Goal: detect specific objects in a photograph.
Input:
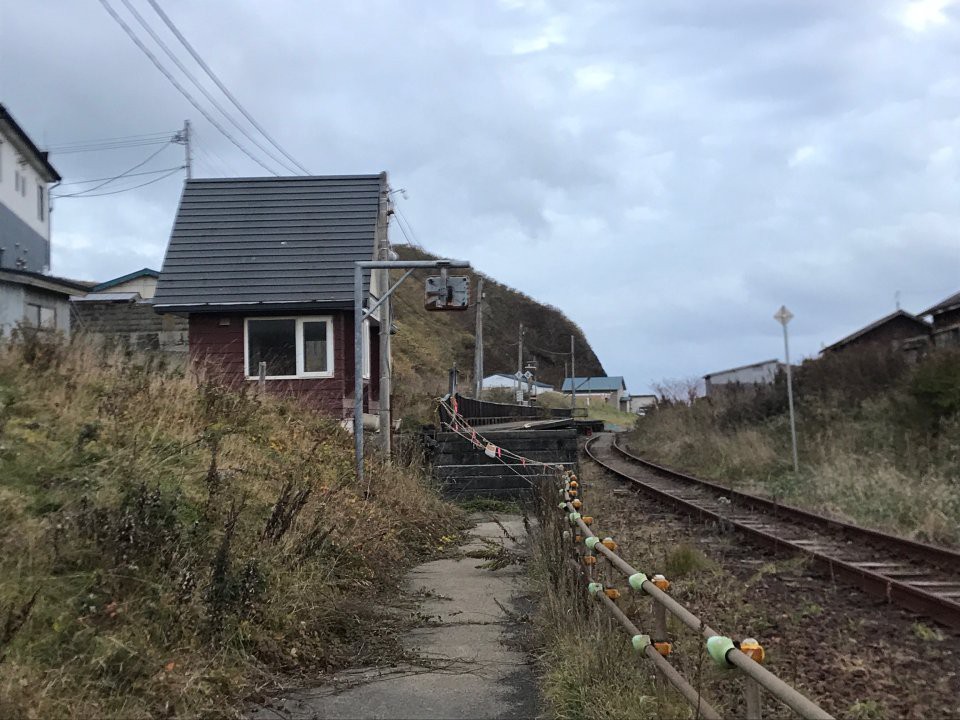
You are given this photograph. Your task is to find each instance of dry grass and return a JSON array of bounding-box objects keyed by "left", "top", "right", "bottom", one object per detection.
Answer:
[
  {"left": 627, "top": 353, "right": 960, "bottom": 545},
  {"left": 529, "top": 476, "right": 694, "bottom": 720},
  {"left": 0, "top": 334, "right": 464, "bottom": 718}
]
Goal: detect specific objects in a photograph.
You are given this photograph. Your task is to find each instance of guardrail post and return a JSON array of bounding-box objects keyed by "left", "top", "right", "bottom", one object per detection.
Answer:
[
  {"left": 258, "top": 361, "right": 266, "bottom": 396},
  {"left": 745, "top": 677, "right": 762, "bottom": 720}
]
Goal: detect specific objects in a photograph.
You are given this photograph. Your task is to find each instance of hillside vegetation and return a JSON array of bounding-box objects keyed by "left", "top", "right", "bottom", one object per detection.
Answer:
[
  {"left": 627, "top": 349, "right": 960, "bottom": 545},
  {"left": 0, "top": 334, "right": 462, "bottom": 718},
  {"left": 390, "top": 245, "right": 604, "bottom": 423}
]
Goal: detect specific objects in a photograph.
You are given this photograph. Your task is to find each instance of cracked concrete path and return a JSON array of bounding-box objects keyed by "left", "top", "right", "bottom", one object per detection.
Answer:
[{"left": 250, "top": 514, "right": 537, "bottom": 720}]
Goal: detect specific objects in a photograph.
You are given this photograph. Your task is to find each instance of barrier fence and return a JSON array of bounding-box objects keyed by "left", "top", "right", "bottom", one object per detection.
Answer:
[
  {"left": 438, "top": 392, "right": 573, "bottom": 427},
  {"left": 438, "top": 398, "right": 833, "bottom": 719}
]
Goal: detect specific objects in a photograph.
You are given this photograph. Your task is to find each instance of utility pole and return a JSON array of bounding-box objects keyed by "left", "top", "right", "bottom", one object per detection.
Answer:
[
  {"left": 774, "top": 305, "right": 799, "bottom": 473},
  {"left": 570, "top": 334, "right": 576, "bottom": 410},
  {"left": 183, "top": 119, "right": 192, "bottom": 179},
  {"left": 377, "top": 190, "right": 393, "bottom": 457},
  {"left": 517, "top": 322, "right": 524, "bottom": 403},
  {"left": 473, "top": 277, "right": 484, "bottom": 398}
]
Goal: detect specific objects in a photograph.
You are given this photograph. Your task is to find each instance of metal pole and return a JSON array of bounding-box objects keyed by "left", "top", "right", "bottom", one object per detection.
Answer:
[
  {"left": 258, "top": 361, "right": 266, "bottom": 396},
  {"left": 474, "top": 277, "right": 484, "bottom": 398},
  {"left": 783, "top": 324, "right": 799, "bottom": 473},
  {"left": 354, "top": 264, "right": 365, "bottom": 490},
  {"left": 517, "top": 322, "right": 524, "bottom": 403},
  {"left": 745, "top": 677, "right": 763, "bottom": 720},
  {"left": 352, "top": 258, "right": 471, "bottom": 489},
  {"left": 378, "top": 267, "right": 391, "bottom": 456},
  {"left": 570, "top": 335, "right": 576, "bottom": 410},
  {"left": 183, "top": 119, "right": 192, "bottom": 179}
]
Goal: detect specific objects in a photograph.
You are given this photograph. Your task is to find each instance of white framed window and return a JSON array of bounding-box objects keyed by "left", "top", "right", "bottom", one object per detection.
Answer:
[
  {"left": 37, "top": 184, "right": 45, "bottom": 221},
  {"left": 244, "top": 316, "right": 334, "bottom": 379},
  {"left": 25, "top": 303, "right": 56, "bottom": 329}
]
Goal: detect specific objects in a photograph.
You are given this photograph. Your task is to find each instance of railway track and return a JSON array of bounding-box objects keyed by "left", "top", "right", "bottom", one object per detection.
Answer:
[{"left": 585, "top": 432, "right": 960, "bottom": 631}]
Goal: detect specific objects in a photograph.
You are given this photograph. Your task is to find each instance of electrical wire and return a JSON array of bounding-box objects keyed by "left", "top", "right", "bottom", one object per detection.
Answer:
[
  {"left": 58, "top": 165, "right": 185, "bottom": 186},
  {"left": 98, "top": 0, "right": 280, "bottom": 176},
  {"left": 49, "top": 138, "right": 174, "bottom": 155},
  {"left": 48, "top": 130, "right": 175, "bottom": 152},
  {"left": 144, "top": 0, "right": 311, "bottom": 175},
  {"left": 117, "top": 0, "right": 299, "bottom": 175},
  {"left": 53, "top": 141, "right": 174, "bottom": 197},
  {"left": 54, "top": 165, "right": 184, "bottom": 198}
]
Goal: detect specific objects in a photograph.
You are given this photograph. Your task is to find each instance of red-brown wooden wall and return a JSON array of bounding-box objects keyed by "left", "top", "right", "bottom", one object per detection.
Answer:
[{"left": 188, "top": 311, "right": 379, "bottom": 417}]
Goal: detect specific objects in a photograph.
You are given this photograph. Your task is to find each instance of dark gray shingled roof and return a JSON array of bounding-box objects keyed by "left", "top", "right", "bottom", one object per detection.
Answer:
[{"left": 154, "top": 174, "right": 385, "bottom": 312}]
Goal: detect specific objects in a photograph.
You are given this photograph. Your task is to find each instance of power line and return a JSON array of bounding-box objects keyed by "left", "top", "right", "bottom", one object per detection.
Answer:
[
  {"left": 144, "top": 0, "right": 311, "bottom": 175},
  {"left": 58, "top": 165, "right": 185, "bottom": 186},
  {"left": 54, "top": 166, "right": 184, "bottom": 198},
  {"left": 49, "top": 138, "right": 174, "bottom": 155},
  {"left": 117, "top": 0, "right": 299, "bottom": 175},
  {"left": 48, "top": 130, "right": 175, "bottom": 151},
  {"left": 97, "top": 0, "right": 279, "bottom": 176},
  {"left": 53, "top": 141, "right": 175, "bottom": 197}
]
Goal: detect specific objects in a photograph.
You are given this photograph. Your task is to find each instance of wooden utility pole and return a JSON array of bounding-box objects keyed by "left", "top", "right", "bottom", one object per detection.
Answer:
[{"left": 473, "top": 277, "right": 484, "bottom": 398}]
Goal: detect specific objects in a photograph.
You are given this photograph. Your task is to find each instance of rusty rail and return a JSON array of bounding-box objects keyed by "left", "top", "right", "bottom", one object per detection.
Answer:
[{"left": 585, "top": 434, "right": 960, "bottom": 631}]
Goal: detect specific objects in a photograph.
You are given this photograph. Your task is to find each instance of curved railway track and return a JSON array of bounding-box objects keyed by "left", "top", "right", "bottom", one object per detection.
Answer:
[{"left": 585, "top": 432, "right": 960, "bottom": 631}]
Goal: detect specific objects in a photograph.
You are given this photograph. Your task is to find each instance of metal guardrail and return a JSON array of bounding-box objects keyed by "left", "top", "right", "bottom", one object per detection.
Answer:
[
  {"left": 557, "top": 471, "right": 833, "bottom": 720},
  {"left": 438, "top": 393, "right": 573, "bottom": 426}
]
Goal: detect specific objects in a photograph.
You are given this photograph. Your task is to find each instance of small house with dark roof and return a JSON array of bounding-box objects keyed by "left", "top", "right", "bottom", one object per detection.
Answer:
[
  {"left": 821, "top": 310, "right": 931, "bottom": 355},
  {"left": 153, "top": 174, "right": 390, "bottom": 419},
  {"left": 560, "top": 376, "right": 627, "bottom": 408},
  {"left": 92, "top": 268, "right": 160, "bottom": 298},
  {"left": 0, "top": 267, "right": 91, "bottom": 337},
  {"left": 919, "top": 291, "right": 960, "bottom": 348}
]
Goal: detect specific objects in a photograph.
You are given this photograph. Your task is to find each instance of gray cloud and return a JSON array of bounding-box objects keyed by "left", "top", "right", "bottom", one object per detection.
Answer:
[{"left": 1, "top": 0, "right": 958, "bottom": 393}]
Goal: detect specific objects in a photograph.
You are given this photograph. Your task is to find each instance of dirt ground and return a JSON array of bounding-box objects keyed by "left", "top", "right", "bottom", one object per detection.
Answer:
[{"left": 579, "top": 459, "right": 960, "bottom": 719}]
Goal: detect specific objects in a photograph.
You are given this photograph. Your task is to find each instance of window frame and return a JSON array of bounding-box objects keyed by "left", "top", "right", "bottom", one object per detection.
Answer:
[
  {"left": 37, "top": 183, "right": 45, "bottom": 221},
  {"left": 243, "top": 315, "right": 335, "bottom": 380}
]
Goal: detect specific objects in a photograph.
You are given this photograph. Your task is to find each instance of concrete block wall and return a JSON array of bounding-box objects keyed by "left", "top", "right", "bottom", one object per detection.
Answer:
[{"left": 432, "top": 428, "right": 578, "bottom": 499}]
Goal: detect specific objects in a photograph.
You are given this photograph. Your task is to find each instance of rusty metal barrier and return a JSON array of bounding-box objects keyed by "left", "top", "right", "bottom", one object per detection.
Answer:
[{"left": 557, "top": 471, "right": 834, "bottom": 720}]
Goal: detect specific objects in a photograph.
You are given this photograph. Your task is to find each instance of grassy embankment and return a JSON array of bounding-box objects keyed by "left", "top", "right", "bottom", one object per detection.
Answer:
[
  {"left": 627, "top": 349, "right": 960, "bottom": 545},
  {"left": 0, "top": 334, "right": 463, "bottom": 718},
  {"left": 389, "top": 244, "right": 605, "bottom": 426}
]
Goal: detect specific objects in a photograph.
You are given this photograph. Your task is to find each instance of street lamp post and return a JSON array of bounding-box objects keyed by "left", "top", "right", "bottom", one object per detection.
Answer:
[{"left": 774, "top": 305, "right": 799, "bottom": 473}]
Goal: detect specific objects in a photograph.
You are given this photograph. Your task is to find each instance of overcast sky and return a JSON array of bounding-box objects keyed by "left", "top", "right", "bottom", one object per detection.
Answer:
[{"left": 2, "top": 0, "right": 958, "bottom": 393}]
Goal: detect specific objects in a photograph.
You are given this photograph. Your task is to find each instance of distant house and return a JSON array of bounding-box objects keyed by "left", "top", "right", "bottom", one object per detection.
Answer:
[
  {"left": 481, "top": 372, "right": 554, "bottom": 397},
  {"left": 919, "top": 291, "right": 960, "bottom": 349},
  {"left": 153, "top": 175, "right": 390, "bottom": 421},
  {"left": 822, "top": 310, "right": 931, "bottom": 355},
  {"left": 72, "top": 268, "right": 187, "bottom": 352},
  {"left": 1, "top": 268, "right": 90, "bottom": 337},
  {"left": 561, "top": 376, "right": 627, "bottom": 408},
  {"left": 0, "top": 103, "right": 61, "bottom": 272},
  {"left": 625, "top": 394, "right": 657, "bottom": 414},
  {"left": 704, "top": 359, "right": 781, "bottom": 397},
  {"left": 91, "top": 268, "right": 160, "bottom": 299}
]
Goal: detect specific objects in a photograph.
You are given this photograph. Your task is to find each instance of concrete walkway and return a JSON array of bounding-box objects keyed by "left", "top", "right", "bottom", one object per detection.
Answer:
[{"left": 251, "top": 515, "right": 536, "bottom": 720}]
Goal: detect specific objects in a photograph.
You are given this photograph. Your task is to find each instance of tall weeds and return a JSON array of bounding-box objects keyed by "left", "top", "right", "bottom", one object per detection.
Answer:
[
  {"left": 0, "top": 336, "right": 462, "bottom": 718},
  {"left": 628, "top": 348, "right": 960, "bottom": 545}
]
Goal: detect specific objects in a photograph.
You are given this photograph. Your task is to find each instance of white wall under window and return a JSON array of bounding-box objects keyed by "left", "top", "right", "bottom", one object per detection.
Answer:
[{"left": 244, "top": 316, "right": 335, "bottom": 379}]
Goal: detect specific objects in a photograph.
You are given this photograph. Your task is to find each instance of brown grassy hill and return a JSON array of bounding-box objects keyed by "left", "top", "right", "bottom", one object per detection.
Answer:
[{"left": 389, "top": 245, "right": 604, "bottom": 422}]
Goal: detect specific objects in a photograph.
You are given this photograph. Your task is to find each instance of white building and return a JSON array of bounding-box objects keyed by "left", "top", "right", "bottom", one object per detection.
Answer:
[
  {"left": 1, "top": 268, "right": 89, "bottom": 337},
  {"left": 625, "top": 394, "right": 658, "bottom": 414},
  {"left": 90, "top": 268, "right": 160, "bottom": 298},
  {"left": 0, "top": 104, "right": 61, "bottom": 272},
  {"left": 482, "top": 372, "right": 555, "bottom": 397},
  {"left": 703, "top": 359, "right": 782, "bottom": 397}
]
